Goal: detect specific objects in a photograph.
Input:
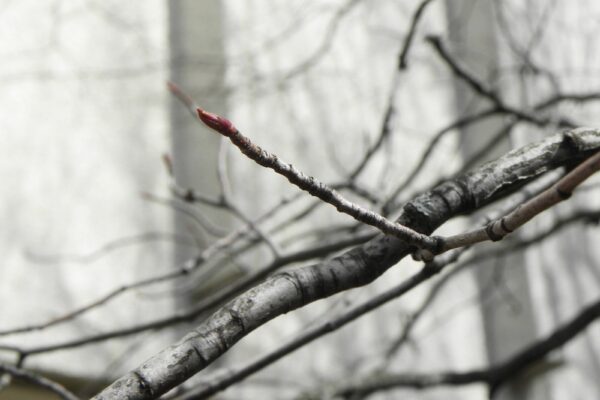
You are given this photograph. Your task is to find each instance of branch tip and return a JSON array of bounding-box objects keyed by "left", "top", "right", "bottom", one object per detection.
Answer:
[{"left": 196, "top": 107, "right": 237, "bottom": 137}]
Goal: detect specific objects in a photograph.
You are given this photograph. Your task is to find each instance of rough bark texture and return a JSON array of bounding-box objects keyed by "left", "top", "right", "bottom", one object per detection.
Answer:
[{"left": 93, "top": 128, "right": 600, "bottom": 399}]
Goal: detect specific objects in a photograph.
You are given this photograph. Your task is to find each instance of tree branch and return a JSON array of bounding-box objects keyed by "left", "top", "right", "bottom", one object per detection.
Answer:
[
  {"left": 172, "top": 169, "right": 574, "bottom": 399},
  {"left": 328, "top": 297, "right": 600, "bottom": 398},
  {"left": 0, "top": 363, "right": 80, "bottom": 400},
  {"left": 93, "top": 128, "right": 600, "bottom": 400},
  {"left": 415, "top": 135, "right": 600, "bottom": 259},
  {"left": 196, "top": 107, "right": 441, "bottom": 252}
]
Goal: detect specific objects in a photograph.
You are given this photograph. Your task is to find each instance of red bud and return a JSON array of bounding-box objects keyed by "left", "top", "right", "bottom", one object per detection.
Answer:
[{"left": 197, "top": 108, "right": 237, "bottom": 137}]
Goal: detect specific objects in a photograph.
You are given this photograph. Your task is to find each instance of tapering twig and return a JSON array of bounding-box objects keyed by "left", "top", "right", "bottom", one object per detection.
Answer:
[
  {"left": 398, "top": 0, "right": 435, "bottom": 69},
  {"left": 426, "top": 35, "right": 547, "bottom": 126},
  {"left": 196, "top": 107, "right": 441, "bottom": 252},
  {"left": 0, "top": 233, "right": 372, "bottom": 357},
  {"left": 196, "top": 108, "right": 600, "bottom": 262},
  {"left": 0, "top": 191, "right": 299, "bottom": 339}
]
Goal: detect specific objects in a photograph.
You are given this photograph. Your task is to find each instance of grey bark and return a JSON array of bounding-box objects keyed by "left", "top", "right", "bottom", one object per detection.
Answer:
[
  {"left": 93, "top": 129, "right": 600, "bottom": 399},
  {"left": 445, "top": 2, "right": 541, "bottom": 399}
]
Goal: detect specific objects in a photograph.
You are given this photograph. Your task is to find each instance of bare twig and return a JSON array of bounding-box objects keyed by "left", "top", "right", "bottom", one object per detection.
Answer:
[
  {"left": 0, "top": 363, "right": 80, "bottom": 400},
  {"left": 196, "top": 107, "right": 440, "bottom": 252},
  {"left": 0, "top": 233, "right": 373, "bottom": 357},
  {"left": 344, "top": 0, "right": 435, "bottom": 182},
  {"left": 93, "top": 129, "right": 600, "bottom": 400},
  {"left": 347, "top": 77, "right": 397, "bottom": 181},
  {"left": 24, "top": 231, "right": 195, "bottom": 265},
  {"left": 327, "top": 297, "right": 600, "bottom": 398},
  {"left": 398, "top": 0, "right": 435, "bottom": 69},
  {"left": 0, "top": 191, "right": 302, "bottom": 339},
  {"left": 426, "top": 35, "right": 548, "bottom": 126},
  {"left": 0, "top": 269, "right": 185, "bottom": 337},
  {"left": 142, "top": 192, "right": 227, "bottom": 237},
  {"left": 426, "top": 36, "right": 498, "bottom": 101},
  {"left": 282, "top": 0, "right": 362, "bottom": 80},
  {"left": 382, "top": 89, "right": 600, "bottom": 214}
]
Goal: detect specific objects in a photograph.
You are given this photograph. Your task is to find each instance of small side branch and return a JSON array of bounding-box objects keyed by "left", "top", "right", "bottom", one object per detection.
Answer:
[
  {"left": 398, "top": 0, "right": 435, "bottom": 69},
  {"left": 196, "top": 108, "right": 600, "bottom": 262},
  {"left": 0, "top": 363, "right": 80, "bottom": 400},
  {"left": 414, "top": 147, "right": 600, "bottom": 260},
  {"left": 329, "top": 297, "right": 600, "bottom": 398}
]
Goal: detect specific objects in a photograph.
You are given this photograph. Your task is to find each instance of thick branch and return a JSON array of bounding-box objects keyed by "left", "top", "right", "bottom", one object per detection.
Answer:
[
  {"left": 426, "top": 134, "right": 600, "bottom": 257},
  {"left": 175, "top": 169, "right": 567, "bottom": 399},
  {"left": 93, "top": 128, "right": 600, "bottom": 400}
]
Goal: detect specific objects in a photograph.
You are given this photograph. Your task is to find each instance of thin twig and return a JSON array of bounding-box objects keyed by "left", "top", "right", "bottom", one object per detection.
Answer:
[
  {"left": 328, "top": 297, "right": 600, "bottom": 398},
  {"left": 282, "top": 0, "right": 362, "bottom": 80},
  {"left": 0, "top": 234, "right": 373, "bottom": 356},
  {"left": 0, "top": 192, "right": 301, "bottom": 338},
  {"left": 347, "top": 76, "right": 397, "bottom": 181},
  {"left": 398, "top": 0, "right": 435, "bottom": 69},
  {"left": 417, "top": 148, "right": 600, "bottom": 259},
  {"left": 0, "top": 363, "right": 80, "bottom": 400},
  {"left": 426, "top": 35, "right": 547, "bottom": 126},
  {"left": 382, "top": 89, "right": 600, "bottom": 214},
  {"left": 24, "top": 231, "right": 195, "bottom": 265},
  {"left": 346, "top": 0, "right": 434, "bottom": 182},
  {"left": 196, "top": 107, "right": 440, "bottom": 252},
  {"left": 0, "top": 270, "right": 184, "bottom": 337}
]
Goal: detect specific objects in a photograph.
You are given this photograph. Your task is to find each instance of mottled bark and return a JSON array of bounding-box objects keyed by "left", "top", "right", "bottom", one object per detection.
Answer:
[{"left": 93, "top": 129, "right": 600, "bottom": 399}]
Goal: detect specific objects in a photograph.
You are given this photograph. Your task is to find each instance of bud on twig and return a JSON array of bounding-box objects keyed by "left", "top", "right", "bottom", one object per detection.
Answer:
[{"left": 197, "top": 108, "right": 237, "bottom": 137}]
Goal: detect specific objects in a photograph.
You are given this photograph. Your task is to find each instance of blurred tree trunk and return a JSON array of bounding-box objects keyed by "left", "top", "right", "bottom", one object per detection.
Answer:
[
  {"left": 168, "top": 0, "right": 232, "bottom": 288},
  {"left": 445, "top": 1, "right": 543, "bottom": 399},
  {"left": 493, "top": 2, "right": 600, "bottom": 399}
]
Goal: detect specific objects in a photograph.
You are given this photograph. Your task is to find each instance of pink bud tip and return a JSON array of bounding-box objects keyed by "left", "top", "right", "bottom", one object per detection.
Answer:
[{"left": 196, "top": 108, "right": 237, "bottom": 137}]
